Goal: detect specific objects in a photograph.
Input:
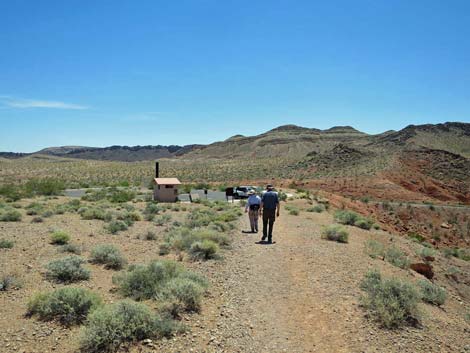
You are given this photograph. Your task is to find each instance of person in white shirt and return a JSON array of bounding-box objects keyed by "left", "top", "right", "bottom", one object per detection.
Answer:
[{"left": 245, "top": 190, "right": 261, "bottom": 233}]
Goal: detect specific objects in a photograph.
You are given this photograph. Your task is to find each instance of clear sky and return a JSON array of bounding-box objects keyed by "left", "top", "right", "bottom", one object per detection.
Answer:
[{"left": 1, "top": 0, "right": 469, "bottom": 152}]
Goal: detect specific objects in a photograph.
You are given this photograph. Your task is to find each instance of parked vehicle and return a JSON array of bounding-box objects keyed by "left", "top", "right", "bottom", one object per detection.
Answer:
[{"left": 233, "top": 186, "right": 255, "bottom": 199}]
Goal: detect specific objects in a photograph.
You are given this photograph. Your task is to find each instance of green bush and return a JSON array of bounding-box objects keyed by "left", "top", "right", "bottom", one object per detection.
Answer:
[
  {"left": 0, "top": 208, "right": 22, "bottom": 222},
  {"left": 46, "top": 256, "right": 90, "bottom": 283},
  {"left": 0, "top": 239, "right": 14, "bottom": 249},
  {"left": 90, "top": 245, "right": 127, "bottom": 270},
  {"left": 24, "top": 178, "right": 65, "bottom": 196},
  {"left": 321, "top": 225, "right": 349, "bottom": 243},
  {"left": 26, "top": 202, "right": 44, "bottom": 215},
  {"left": 27, "top": 287, "right": 102, "bottom": 326},
  {"left": 416, "top": 246, "right": 436, "bottom": 260},
  {"left": 442, "top": 248, "right": 470, "bottom": 261},
  {"left": 159, "top": 242, "right": 171, "bottom": 255},
  {"left": 288, "top": 207, "right": 300, "bottom": 216},
  {"left": 307, "top": 205, "right": 324, "bottom": 213},
  {"left": 80, "top": 207, "right": 108, "bottom": 221},
  {"left": 108, "top": 189, "right": 136, "bottom": 203},
  {"left": 60, "top": 243, "right": 82, "bottom": 254},
  {"left": 334, "top": 210, "right": 360, "bottom": 225},
  {"left": 79, "top": 300, "right": 178, "bottom": 353},
  {"left": 154, "top": 214, "right": 172, "bottom": 226},
  {"left": 0, "top": 184, "right": 23, "bottom": 201},
  {"left": 188, "top": 240, "right": 219, "bottom": 260},
  {"left": 112, "top": 260, "right": 208, "bottom": 309},
  {"left": 50, "top": 230, "right": 71, "bottom": 245},
  {"left": 365, "top": 240, "right": 384, "bottom": 259},
  {"left": 418, "top": 280, "right": 447, "bottom": 306},
  {"left": 360, "top": 270, "right": 420, "bottom": 328},
  {"left": 106, "top": 220, "right": 129, "bottom": 234},
  {"left": 384, "top": 247, "right": 410, "bottom": 269},
  {"left": 354, "top": 217, "right": 374, "bottom": 230}
]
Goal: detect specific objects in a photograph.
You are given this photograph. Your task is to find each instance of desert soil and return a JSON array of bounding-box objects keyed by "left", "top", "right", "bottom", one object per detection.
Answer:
[{"left": 1, "top": 198, "right": 469, "bottom": 353}]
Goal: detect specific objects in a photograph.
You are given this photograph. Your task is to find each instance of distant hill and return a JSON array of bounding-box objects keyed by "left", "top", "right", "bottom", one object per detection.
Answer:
[{"left": 0, "top": 144, "right": 204, "bottom": 162}]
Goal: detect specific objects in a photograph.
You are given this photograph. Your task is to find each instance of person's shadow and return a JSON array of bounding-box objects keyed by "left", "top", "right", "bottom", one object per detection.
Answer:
[{"left": 255, "top": 240, "right": 276, "bottom": 245}]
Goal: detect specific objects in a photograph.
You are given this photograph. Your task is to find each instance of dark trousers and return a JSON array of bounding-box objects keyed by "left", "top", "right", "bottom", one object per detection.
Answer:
[{"left": 262, "top": 208, "right": 276, "bottom": 240}]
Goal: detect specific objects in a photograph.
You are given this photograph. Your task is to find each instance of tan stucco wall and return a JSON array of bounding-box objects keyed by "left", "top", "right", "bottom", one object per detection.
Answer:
[{"left": 153, "top": 186, "right": 178, "bottom": 202}]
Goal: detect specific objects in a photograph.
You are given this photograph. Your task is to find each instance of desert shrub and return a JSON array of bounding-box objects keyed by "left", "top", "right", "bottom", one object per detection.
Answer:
[
  {"left": 108, "top": 189, "right": 136, "bottom": 203},
  {"left": 209, "top": 221, "right": 234, "bottom": 233},
  {"left": 50, "top": 230, "right": 71, "bottom": 245},
  {"left": 307, "top": 205, "right": 324, "bottom": 213},
  {"left": 365, "top": 240, "right": 384, "bottom": 259},
  {"left": 443, "top": 248, "right": 470, "bottom": 261},
  {"left": 288, "top": 207, "right": 300, "bottom": 216},
  {"left": 164, "top": 277, "right": 206, "bottom": 314},
  {"left": 46, "top": 256, "right": 90, "bottom": 283},
  {"left": 0, "top": 274, "right": 19, "bottom": 291},
  {"left": 159, "top": 242, "right": 171, "bottom": 255},
  {"left": 121, "top": 211, "right": 142, "bottom": 222},
  {"left": 188, "top": 240, "right": 219, "bottom": 260},
  {"left": 360, "top": 270, "right": 420, "bottom": 328},
  {"left": 186, "top": 208, "right": 217, "bottom": 228},
  {"left": 143, "top": 231, "right": 157, "bottom": 240},
  {"left": 112, "top": 260, "right": 208, "bottom": 308},
  {"left": 79, "top": 300, "right": 178, "bottom": 353},
  {"left": 90, "top": 245, "right": 127, "bottom": 270},
  {"left": 61, "top": 243, "right": 82, "bottom": 254},
  {"left": 107, "top": 220, "right": 129, "bottom": 234},
  {"left": 0, "top": 184, "right": 22, "bottom": 201},
  {"left": 408, "top": 232, "right": 426, "bottom": 243},
  {"left": 334, "top": 210, "right": 360, "bottom": 225},
  {"left": 0, "top": 239, "right": 14, "bottom": 249},
  {"left": 0, "top": 208, "right": 22, "bottom": 222},
  {"left": 384, "top": 247, "right": 410, "bottom": 269},
  {"left": 31, "top": 216, "right": 44, "bottom": 223},
  {"left": 154, "top": 214, "right": 172, "bottom": 226},
  {"left": 416, "top": 246, "right": 436, "bottom": 260},
  {"left": 418, "top": 280, "right": 447, "bottom": 306},
  {"left": 24, "top": 178, "right": 65, "bottom": 196},
  {"left": 144, "top": 202, "right": 162, "bottom": 215},
  {"left": 26, "top": 202, "right": 44, "bottom": 215},
  {"left": 27, "top": 287, "right": 102, "bottom": 326},
  {"left": 354, "top": 217, "right": 374, "bottom": 230},
  {"left": 80, "top": 207, "right": 108, "bottom": 221},
  {"left": 321, "top": 225, "right": 349, "bottom": 243}
]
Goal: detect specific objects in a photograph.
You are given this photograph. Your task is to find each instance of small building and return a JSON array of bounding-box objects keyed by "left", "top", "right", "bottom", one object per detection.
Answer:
[{"left": 153, "top": 178, "right": 181, "bottom": 202}]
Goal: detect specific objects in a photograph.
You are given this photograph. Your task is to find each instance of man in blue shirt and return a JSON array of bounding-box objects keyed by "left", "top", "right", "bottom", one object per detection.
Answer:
[{"left": 260, "top": 184, "right": 280, "bottom": 243}]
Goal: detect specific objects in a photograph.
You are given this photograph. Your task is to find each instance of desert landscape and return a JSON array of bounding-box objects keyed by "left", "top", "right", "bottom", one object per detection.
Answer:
[
  {"left": 2, "top": 1, "right": 470, "bottom": 352},
  {"left": 1, "top": 122, "right": 470, "bottom": 353}
]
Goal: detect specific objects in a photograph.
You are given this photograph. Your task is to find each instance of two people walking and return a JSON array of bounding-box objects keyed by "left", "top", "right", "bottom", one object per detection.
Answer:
[{"left": 244, "top": 184, "right": 280, "bottom": 244}]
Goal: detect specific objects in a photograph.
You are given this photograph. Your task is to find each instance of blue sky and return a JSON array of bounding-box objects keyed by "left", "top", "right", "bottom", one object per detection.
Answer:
[{"left": 1, "top": 0, "right": 469, "bottom": 152}]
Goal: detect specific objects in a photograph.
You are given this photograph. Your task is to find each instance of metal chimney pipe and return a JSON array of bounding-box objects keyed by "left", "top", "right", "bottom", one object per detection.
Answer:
[{"left": 155, "top": 161, "right": 159, "bottom": 178}]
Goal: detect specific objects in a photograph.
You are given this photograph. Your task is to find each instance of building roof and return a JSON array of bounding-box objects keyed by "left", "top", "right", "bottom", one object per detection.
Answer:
[{"left": 154, "top": 177, "right": 181, "bottom": 185}]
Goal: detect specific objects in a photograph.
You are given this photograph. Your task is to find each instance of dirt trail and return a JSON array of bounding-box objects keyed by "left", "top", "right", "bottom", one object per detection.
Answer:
[
  {"left": 194, "top": 205, "right": 469, "bottom": 353},
  {"left": 204, "top": 212, "right": 356, "bottom": 353}
]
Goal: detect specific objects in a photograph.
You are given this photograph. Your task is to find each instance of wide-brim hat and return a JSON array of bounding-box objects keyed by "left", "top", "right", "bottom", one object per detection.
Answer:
[{"left": 248, "top": 190, "right": 255, "bottom": 195}]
